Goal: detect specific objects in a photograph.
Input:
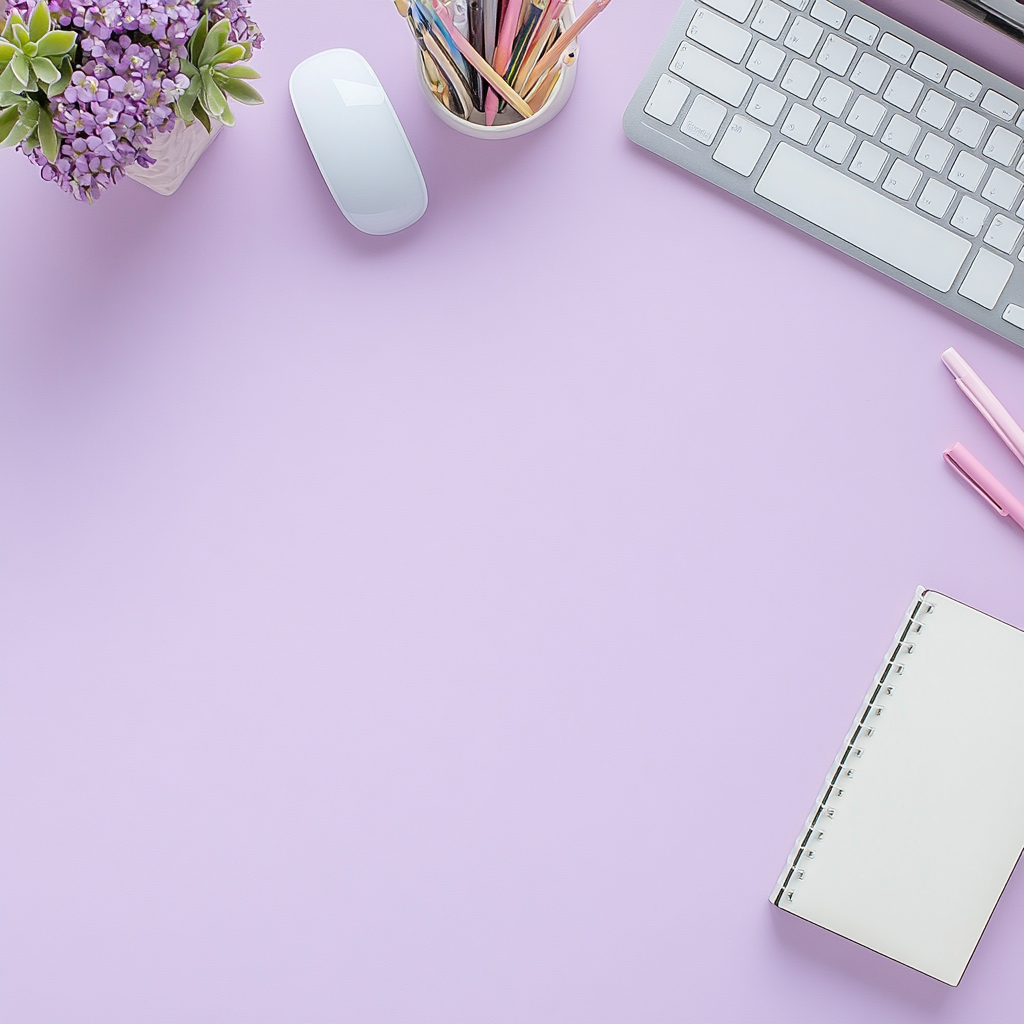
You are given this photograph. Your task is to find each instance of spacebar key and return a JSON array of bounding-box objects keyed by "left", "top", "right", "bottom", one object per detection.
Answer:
[{"left": 754, "top": 144, "right": 972, "bottom": 292}]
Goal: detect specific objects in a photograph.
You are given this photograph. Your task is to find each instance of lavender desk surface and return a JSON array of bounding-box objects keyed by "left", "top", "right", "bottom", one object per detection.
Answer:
[{"left": 3, "top": 1, "right": 1024, "bottom": 1020}]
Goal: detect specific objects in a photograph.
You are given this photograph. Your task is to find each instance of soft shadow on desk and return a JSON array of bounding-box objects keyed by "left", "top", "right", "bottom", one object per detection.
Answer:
[
  {"left": 284, "top": 103, "right": 540, "bottom": 256},
  {"left": 767, "top": 904, "right": 952, "bottom": 1012},
  {"left": 619, "top": 136, "right": 1024, "bottom": 361}
]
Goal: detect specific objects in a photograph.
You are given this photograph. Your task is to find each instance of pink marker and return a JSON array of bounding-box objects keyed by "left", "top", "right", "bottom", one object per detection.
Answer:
[
  {"left": 944, "top": 442, "right": 1024, "bottom": 534},
  {"left": 486, "top": 0, "right": 525, "bottom": 125}
]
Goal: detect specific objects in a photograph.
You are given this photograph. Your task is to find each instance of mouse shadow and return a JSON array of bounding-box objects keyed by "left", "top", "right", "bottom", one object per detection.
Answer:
[
  {"left": 767, "top": 904, "right": 952, "bottom": 1011},
  {"left": 285, "top": 81, "right": 564, "bottom": 256}
]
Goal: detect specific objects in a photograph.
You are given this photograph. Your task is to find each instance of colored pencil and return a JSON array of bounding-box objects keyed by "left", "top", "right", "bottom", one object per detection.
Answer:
[
  {"left": 523, "top": 0, "right": 610, "bottom": 94},
  {"left": 429, "top": 0, "right": 535, "bottom": 118},
  {"left": 486, "top": 0, "right": 525, "bottom": 124}
]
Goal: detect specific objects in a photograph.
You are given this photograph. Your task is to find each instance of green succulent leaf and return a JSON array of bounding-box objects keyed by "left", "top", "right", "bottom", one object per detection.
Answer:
[
  {"left": 198, "top": 18, "right": 230, "bottom": 66},
  {"left": 37, "top": 107, "right": 57, "bottom": 161},
  {"left": 2, "top": 11, "right": 26, "bottom": 39},
  {"left": 189, "top": 15, "right": 209, "bottom": 64},
  {"left": 3, "top": 12, "right": 27, "bottom": 42},
  {"left": 35, "top": 30, "right": 77, "bottom": 57},
  {"left": 47, "top": 58, "right": 72, "bottom": 96},
  {"left": 0, "top": 40, "right": 17, "bottom": 65},
  {"left": 28, "top": 1, "right": 51, "bottom": 42},
  {"left": 31, "top": 55, "right": 58, "bottom": 83},
  {"left": 202, "top": 75, "right": 226, "bottom": 117},
  {"left": 11, "top": 50, "right": 29, "bottom": 85},
  {"left": 1, "top": 111, "right": 35, "bottom": 148},
  {"left": 217, "top": 76, "right": 262, "bottom": 105},
  {"left": 0, "top": 103, "right": 20, "bottom": 143},
  {"left": 212, "top": 44, "right": 245, "bottom": 66},
  {"left": 193, "top": 102, "right": 211, "bottom": 133},
  {"left": 220, "top": 64, "right": 260, "bottom": 79},
  {"left": 0, "top": 63, "right": 19, "bottom": 91},
  {"left": 13, "top": 23, "right": 30, "bottom": 46}
]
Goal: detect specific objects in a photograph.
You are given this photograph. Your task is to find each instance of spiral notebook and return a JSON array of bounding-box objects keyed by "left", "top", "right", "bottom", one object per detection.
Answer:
[{"left": 772, "top": 588, "right": 1024, "bottom": 986}]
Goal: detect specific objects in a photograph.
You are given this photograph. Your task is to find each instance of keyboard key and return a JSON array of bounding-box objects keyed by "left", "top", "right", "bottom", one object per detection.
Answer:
[
  {"left": 747, "top": 83, "right": 787, "bottom": 124},
  {"left": 878, "top": 33, "right": 913, "bottom": 64},
  {"left": 780, "top": 0, "right": 809, "bottom": 9},
  {"left": 815, "top": 121, "right": 855, "bottom": 162},
  {"left": 1003, "top": 304, "right": 1024, "bottom": 327},
  {"left": 950, "top": 108, "right": 989, "bottom": 149},
  {"left": 747, "top": 40, "right": 786, "bottom": 80},
  {"left": 850, "top": 141, "right": 888, "bottom": 182},
  {"left": 918, "top": 90, "right": 955, "bottom": 130},
  {"left": 810, "top": 0, "right": 844, "bottom": 28},
  {"left": 847, "top": 15, "right": 878, "bottom": 45},
  {"left": 714, "top": 115, "right": 771, "bottom": 174},
  {"left": 951, "top": 195, "right": 990, "bottom": 236},
  {"left": 781, "top": 103, "right": 820, "bottom": 144},
  {"left": 881, "top": 114, "right": 920, "bottom": 155},
  {"left": 917, "top": 178, "right": 956, "bottom": 217},
  {"left": 981, "top": 90, "right": 1018, "bottom": 121},
  {"left": 753, "top": 143, "right": 972, "bottom": 291},
  {"left": 784, "top": 17, "right": 823, "bottom": 57},
  {"left": 814, "top": 77, "right": 852, "bottom": 117},
  {"left": 681, "top": 94, "right": 728, "bottom": 143},
  {"left": 752, "top": 0, "right": 789, "bottom": 39},
  {"left": 948, "top": 151, "right": 987, "bottom": 191},
  {"left": 781, "top": 60, "right": 820, "bottom": 99},
  {"left": 883, "top": 70, "right": 923, "bottom": 113},
  {"left": 846, "top": 95, "right": 886, "bottom": 135},
  {"left": 882, "top": 159, "right": 922, "bottom": 200},
  {"left": 916, "top": 132, "right": 954, "bottom": 172},
  {"left": 981, "top": 168, "right": 1022, "bottom": 210},
  {"left": 645, "top": 74, "right": 691, "bottom": 124},
  {"left": 816, "top": 34, "right": 856, "bottom": 76},
  {"left": 687, "top": 8, "right": 753, "bottom": 63},
  {"left": 671, "top": 43, "right": 753, "bottom": 106},
  {"left": 984, "top": 126, "right": 1022, "bottom": 166},
  {"left": 947, "top": 70, "right": 982, "bottom": 101},
  {"left": 911, "top": 52, "right": 946, "bottom": 83},
  {"left": 704, "top": 0, "right": 758, "bottom": 21},
  {"left": 984, "top": 214, "right": 1022, "bottom": 253},
  {"left": 958, "top": 249, "right": 1014, "bottom": 308},
  {"left": 850, "top": 53, "right": 889, "bottom": 94}
]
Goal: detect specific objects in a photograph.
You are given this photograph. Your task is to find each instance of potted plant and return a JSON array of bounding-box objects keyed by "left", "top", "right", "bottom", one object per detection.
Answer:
[{"left": 0, "top": 0, "right": 264, "bottom": 200}]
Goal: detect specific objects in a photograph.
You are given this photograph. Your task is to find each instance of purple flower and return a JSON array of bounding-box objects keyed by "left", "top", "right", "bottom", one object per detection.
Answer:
[{"left": 11, "top": 0, "right": 261, "bottom": 201}]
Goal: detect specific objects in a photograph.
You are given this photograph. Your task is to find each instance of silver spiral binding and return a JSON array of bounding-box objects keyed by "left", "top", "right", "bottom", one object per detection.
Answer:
[{"left": 772, "top": 589, "right": 937, "bottom": 908}]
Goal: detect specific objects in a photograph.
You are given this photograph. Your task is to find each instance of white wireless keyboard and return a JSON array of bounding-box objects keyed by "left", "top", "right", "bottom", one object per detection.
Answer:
[{"left": 624, "top": 0, "right": 1024, "bottom": 347}]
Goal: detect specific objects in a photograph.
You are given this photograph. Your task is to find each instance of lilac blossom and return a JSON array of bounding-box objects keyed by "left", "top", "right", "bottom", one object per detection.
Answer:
[{"left": 6, "top": 0, "right": 262, "bottom": 200}]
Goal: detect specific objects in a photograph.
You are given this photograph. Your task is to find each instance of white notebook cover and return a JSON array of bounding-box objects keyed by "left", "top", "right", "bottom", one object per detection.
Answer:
[{"left": 772, "top": 588, "right": 1024, "bottom": 985}]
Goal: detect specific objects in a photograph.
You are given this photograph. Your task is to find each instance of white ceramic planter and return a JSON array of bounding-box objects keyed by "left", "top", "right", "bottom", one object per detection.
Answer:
[
  {"left": 126, "top": 117, "right": 224, "bottom": 196},
  {"left": 419, "top": 4, "right": 578, "bottom": 139}
]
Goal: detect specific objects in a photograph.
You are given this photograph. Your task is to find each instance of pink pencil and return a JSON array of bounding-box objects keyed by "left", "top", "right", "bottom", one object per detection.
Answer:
[
  {"left": 486, "top": 0, "right": 525, "bottom": 125},
  {"left": 524, "top": 0, "right": 611, "bottom": 94}
]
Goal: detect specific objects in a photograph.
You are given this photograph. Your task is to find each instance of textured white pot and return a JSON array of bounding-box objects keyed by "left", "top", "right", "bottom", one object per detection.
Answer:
[{"left": 126, "top": 117, "right": 224, "bottom": 196}]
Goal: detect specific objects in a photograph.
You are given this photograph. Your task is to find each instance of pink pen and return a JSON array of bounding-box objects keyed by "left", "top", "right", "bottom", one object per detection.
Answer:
[
  {"left": 944, "top": 442, "right": 1024, "bottom": 534},
  {"left": 942, "top": 347, "right": 1024, "bottom": 467},
  {"left": 486, "top": 0, "right": 525, "bottom": 125}
]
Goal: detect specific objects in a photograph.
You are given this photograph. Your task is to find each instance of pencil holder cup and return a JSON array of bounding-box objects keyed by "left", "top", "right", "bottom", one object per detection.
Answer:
[{"left": 416, "top": 2, "right": 578, "bottom": 139}]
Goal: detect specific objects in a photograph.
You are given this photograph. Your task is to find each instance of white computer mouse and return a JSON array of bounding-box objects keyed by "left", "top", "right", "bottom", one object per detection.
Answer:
[{"left": 290, "top": 49, "right": 428, "bottom": 235}]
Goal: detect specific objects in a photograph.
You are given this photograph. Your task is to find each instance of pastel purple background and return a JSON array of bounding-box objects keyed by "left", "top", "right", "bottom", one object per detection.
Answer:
[{"left": 3, "top": 0, "right": 1024, "bottom": 1020}]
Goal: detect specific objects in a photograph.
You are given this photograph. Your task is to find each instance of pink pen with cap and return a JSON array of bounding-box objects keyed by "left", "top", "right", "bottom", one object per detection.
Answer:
[{"left": 941, "top": 347, "right": 1024, "bottom": 534}]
